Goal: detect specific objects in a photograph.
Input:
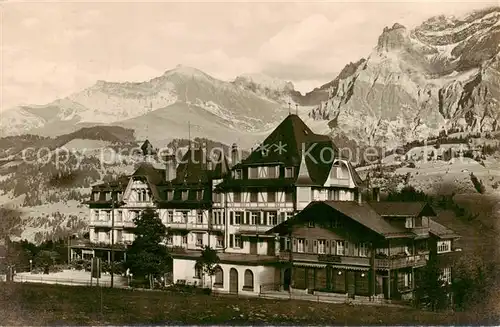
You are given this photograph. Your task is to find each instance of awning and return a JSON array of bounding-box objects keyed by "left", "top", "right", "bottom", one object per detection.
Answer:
[
  {"left": 293, "top": 262, "right": 327, "bottom": 268},
  {"left": 330, "top": 265, "right": 370, "bottom": 271}
]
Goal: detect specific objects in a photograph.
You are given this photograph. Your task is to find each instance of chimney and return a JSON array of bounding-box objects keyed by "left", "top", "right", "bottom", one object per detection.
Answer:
[
  {"left": 165, "top": 154, "right": 177, "bottom": 182},
  {"left": 357, "top": 189, "right": 362, "bottom": 205},
  {"left": 372, "top": 187, "right": 380, "bottom": 202},
  {"left": 231, "top": 143, "right": 239, "bottom": 166}
]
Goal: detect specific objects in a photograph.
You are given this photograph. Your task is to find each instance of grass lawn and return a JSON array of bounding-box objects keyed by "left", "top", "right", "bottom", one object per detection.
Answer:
[{"left": 1, "top": 283, "right": 497, "bottom": 325}]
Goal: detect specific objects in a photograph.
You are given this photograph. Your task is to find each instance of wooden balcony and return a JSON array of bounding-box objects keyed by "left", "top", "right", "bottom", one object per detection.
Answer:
[
  {"left": 375, "top": 254, "right": 427, "bottom": 269},
  {"left": 411, "top": 227, "right": 430, "bottom": 237},
  {"left": 277, "top": 251, "right": 428, "bottom": 270},
  {"left": 237, "top": 225, "right": 273, "bottom": 234},
  {"left": 277, "top": 251, "right": 370, "bottom": 267}
]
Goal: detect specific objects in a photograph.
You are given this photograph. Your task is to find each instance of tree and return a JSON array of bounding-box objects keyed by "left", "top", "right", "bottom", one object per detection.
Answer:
[
  {"left": 415, "top": 259, "right": 450, "bottom": 311},
  {"left": 195, "top": 246, "right": 220, "bottom": 289},
  {"left": 34, "top": 250, "right": 59, "bottom": 274},
  {"left": 125, "top": 207, "right": 171, "bottom": 289}
]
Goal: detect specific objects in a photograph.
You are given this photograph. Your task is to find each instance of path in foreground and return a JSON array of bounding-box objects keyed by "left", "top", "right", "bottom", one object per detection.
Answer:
[{"left": 0, "top": 283, "right": 495, "bottom": 326}]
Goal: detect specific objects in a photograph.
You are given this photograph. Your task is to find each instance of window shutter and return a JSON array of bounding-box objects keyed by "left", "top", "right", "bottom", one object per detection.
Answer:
[
  {"left": 332, "top": 240, "right": 336, "bottom": 255},
  {"left": 326, "top": 241, "right": 330, "bottom": 254},
  {"left": 313, "top": 240, "right": 318, "bottom": 253},
  {"left": 245, "top": 211, "right": 250, "bottom": 224},
  {"left": 230, "top": 234, "right": 234, "bottom": 248},
  {"left": 292, "top": 239, "right": 297, "bottom": 252},
  {"left": 345, "top": 241, "right": 349, "bottom": 255},
  {"left": 230, "top": 212, "right": 234, "bottom": 225}
]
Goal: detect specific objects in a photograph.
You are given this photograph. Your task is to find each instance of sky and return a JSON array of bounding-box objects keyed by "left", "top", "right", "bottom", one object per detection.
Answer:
[{"left": 1, "top": 0, "right": 497, "bottom": 111}]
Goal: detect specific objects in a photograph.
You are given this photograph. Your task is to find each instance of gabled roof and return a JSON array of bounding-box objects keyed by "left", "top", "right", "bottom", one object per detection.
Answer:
[
  {"left": 429, "top": 219, "right": 460, "bottom": 239},
  {"left": 369, "top": 201, "right": 436, "bottom": 217},
  {"left": 140, "top": 139, "right": 155, "bottom": 155},
  {"left": 323, "top": 201, "right": 408, "bottom": 237},
  {"left": 268, "top": 200, "right": 410, "bottom": 238},
  {"left": 218, "top": 114, "right": 363, "bottom": 187},
  {"left": 132, "top": 163, "right": 165, "bottom": 200}
]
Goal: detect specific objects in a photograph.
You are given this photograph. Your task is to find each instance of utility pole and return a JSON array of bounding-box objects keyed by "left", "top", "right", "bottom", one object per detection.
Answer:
[{"left": 110, "top": 191, "right": 115, "bottom": 288}]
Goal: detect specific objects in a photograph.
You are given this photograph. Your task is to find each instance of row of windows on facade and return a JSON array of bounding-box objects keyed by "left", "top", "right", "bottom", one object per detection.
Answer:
[
  {"left": 92, "top": 210, "right": 295, "bottom": 226},
  {"left": 166, "top": 233, "right": 225, "bottom": 248},
  {"left": 437, "top": 240, "right": 451, "bottom": 253},
  {"left": 92, "top": 191, "right": 124, "bottom": 202},
  {"left": 194, "top": 267, "right": 255, "bottom": 292},
  {"left": 280, "top": 238, "right": 370, "bottom": 257},
  {"left": 213, "top": 189, "right": 345, "bottom": 203},
  {"left": 230, "top": 163, "right": 347, "bottom": 181}
]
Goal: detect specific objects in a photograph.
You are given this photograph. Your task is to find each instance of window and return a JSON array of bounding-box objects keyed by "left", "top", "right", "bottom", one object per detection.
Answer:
[
  {"left": 243, "top": 269, "right": 254, "bottom": 291},
  {"left": 267, "top": 191, "right": 276, "bottom": 202},
  {"left": 212, "top": 192, "right": 221, "bottom": 202},
  {"left": 405, "top": 217, "right": 414, "bottom": 228},
  {"left": 195, "top": 266, "right": 202, "bottom": 279},
  {"left": 92, "top": 210, "right": 99, "bottom": 221},
  {"left": 105, "top": 211, "right": 111, "bottom": 221},
  {"left": 437, "top": 240, "right": 451, "bottom": 253},
  {"left": 234, "top": 211, "right": 243, "bottom": 225},
  {"left": 336, "top": 241, "right": 345, "bottom": 255},
  {"left": 166, "top": 190, "right": 173, "bottom": 201},
  {"left": 285, "top": 191, "right": 293, "bottom": 202},
  {"left": 234, "top": 235, "right": 242, "bottom": 248},
  {"left": 308, "top": 221, "right": 315, "bottom": 228},
  {"left": 216, "top": 236, "right": 224, "bottom": 247},
  {"left": 233, "top": 192, "right": 241, "bottom": 203},
  {"left": 268, "top": 211, "right": 278, "bottom": 225},
  {"left": 359, "top": 243, "right": 368, "bottom": 257},
  {"left": 92, "top": 192, "right": 99, "bottom": 201},
  {"left": 297, "top": 239, "right": 305, "bottom": 253},
  {"left": 251, "top": 212, "right": 259, "bottom": 225},
  {"left": 440, "top": 267, "right": 452, "bottom": 284},
  {"left": 196, "top": 234, "right": 203, "bottom": 246},
  {"left": 331, "top": 217, "right": 343, "bottom": 228},
  {"left": 318, "top": 240, "right": 326, "bottom": 254},
  {"left": 181, "top": 211, "right": 188, "bottom": 222},
  {"left": 233, "top": 169, "right": 242, "bottom": 179},
  {"left": 182, "top": 236, "right": 187, "bottom": 245},
  {"left": 166, "top": 235, "right": 173, "bottom": 245},
  {"left": 249, "top": 167, "right": 258, "bottom": 179},
  {"left": 196, "top": 190, "right": 203, "bottom": 201},
  {"left": 398, "top": 272, "right": 412, "bottom": 290},
  {"left": 105, "top": 192, "right": 111, "bottom": 201},
  {"left": 250, "top": 192, "right": 258, "bottom": 203},
  {"left": 167, "top": 211, "right": 174, "bottom": 223},
  {"left": 328, "top": 189, "right": 340, "bottom": 200},
  {"left": 116, "top": 210, "right": 122, "bottom": 222},
  {"left": 285, "top": 167, "right": 294, "bottom": 178},
  {"left": 197, "top": 211, "right": 203, "bottom": 224},
  {"left": 181, "top": 191, "right": 188, "bottom": 201},
  {"left": 268, "top": 166, "right": 277, "bottom": 178},
  {"left": 214, "top": 266, "right": 223, "bottom": 288},
  {"left": 286, "top": 212, "right": 294, "bottom": 220}
]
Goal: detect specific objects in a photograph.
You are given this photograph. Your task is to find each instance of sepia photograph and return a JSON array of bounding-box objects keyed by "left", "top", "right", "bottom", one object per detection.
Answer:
[{"left": 1, "top": 0, "right": 499, "bottom": 325}]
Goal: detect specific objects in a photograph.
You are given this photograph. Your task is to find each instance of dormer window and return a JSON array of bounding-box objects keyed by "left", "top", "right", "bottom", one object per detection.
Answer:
[
  {"left": 92, "top": 192, "right": 99, "bottom": 201},
  {"left": 285, "top": 167, "right": 294, "bottom": 178},
  {"left": 166, "top": 190, "right": 173, "bottom": 201},
  {"left": 196, "top": 190, "right": 203, "bottom": 201},
  {"left": 181, "top": 190, "right": 188, "bottom": 201}
]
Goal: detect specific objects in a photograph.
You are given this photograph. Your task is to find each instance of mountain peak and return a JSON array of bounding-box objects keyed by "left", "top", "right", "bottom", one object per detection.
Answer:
[
  {"left": 234, "top": 73, "right": 295, "bottom": 91},
  {"left": 163, "top": 65, "right": 211, "bottom": 79},
  {"left": 377, "top": 22, "right": 409, "bottom": 52}
]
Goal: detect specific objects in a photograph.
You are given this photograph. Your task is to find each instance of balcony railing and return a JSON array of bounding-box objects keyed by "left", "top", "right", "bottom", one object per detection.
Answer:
[
  {"left": 375, "top": 254, "right": 427, "bottom": 269},
  {"left": 237, "top": 225, "right": 273, "bottom": 233},
  {"left": 277, "top": 251, "right": 370, "bottom": 266},
  {"left": 69, "top": 239, "right": 131, "bottom": 250},
  {"left": 277, "top": 251, "right": 428, "bottom": 269}
]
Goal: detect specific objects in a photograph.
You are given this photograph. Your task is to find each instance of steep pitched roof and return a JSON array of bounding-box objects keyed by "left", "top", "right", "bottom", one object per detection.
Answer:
[
  {"left": 219, "top": 114, "right": 350, "bottom": 187},
  {"left": 140, "top": 139, "right": 155, "bottom": 155},
  {"left": 369, "top": 201, "right": 436, "bottom": 217},
  {"left": 268, "top": 200, "right": 409, "bottom": 238},
  {"left": 132, "top": 163, "right": 166, "bottom": 200},
  {"left": 323, "top": 201, "right": 407, "bottom": 237},
  {"left": 429, "top": 219, "right": 460, "bottom": 239}
]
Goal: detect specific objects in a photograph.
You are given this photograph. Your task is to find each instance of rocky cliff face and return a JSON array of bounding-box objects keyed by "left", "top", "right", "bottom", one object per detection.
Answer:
[{"left": 309, "top": 7, "right": 500, "bottom": 149}]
